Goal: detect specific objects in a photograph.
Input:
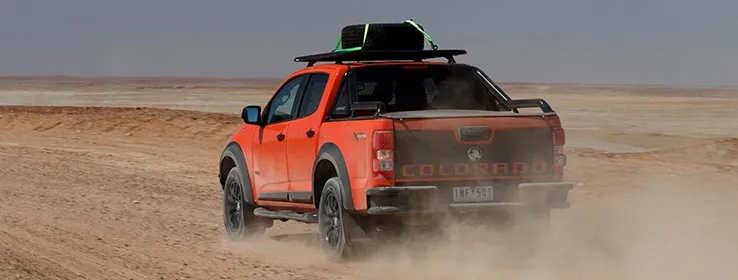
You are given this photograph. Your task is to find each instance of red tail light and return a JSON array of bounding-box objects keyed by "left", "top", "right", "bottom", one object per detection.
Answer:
[
  {"left": 553, "top": 127, "right": 566, "bottom": 146},
  {"left": 372, "top": 130, "right": 395, "bottom": 180},
  {"left": 552, "top": 126, "right": 567, "bottom": 181}
]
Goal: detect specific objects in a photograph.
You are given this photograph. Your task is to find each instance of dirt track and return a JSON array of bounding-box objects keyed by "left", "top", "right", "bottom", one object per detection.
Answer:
[{"left": 2, "top": 79, "right": 738, "bottom": 279}]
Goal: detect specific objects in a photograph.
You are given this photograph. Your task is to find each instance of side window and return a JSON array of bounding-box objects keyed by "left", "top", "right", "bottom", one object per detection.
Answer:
[
  {"left": 265, "top": 76, "right": 305, "bottom": 124},
  {"left": 298, "top": 73, "right": 329, "bottom": 118},
  {"left": 330, "top": 77, "right": 351, "bottom": 119},
  {"left": 422, "top": 78, "right": 439, "bottom": 104}
]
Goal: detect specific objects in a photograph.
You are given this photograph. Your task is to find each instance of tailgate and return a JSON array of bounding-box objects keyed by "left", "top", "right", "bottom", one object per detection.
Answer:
[{"left": 389, "top": 113, "right": 556, "bottom": 183}]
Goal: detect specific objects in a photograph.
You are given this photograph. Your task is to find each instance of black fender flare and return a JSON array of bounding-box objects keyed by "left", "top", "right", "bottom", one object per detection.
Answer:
[
  {"left": 312, "top": 143, "right": 355, "bottom": 212},
  {"left": 219, "top": 142, "right": 256, "bottom": 206}
]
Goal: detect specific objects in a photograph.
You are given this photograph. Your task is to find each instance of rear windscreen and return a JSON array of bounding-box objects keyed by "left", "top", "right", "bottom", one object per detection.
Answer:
[{"left": 351, "top": 64, "right": 506, "bottom": 113}]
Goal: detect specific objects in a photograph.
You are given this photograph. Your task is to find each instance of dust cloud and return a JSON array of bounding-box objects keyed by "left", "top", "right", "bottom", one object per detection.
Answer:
[
  {"left": 222, "top": 172, "right": 738, "bottom": 280},
  {"left": 352, "top": 174, "right": 738, "bottom": 280}
]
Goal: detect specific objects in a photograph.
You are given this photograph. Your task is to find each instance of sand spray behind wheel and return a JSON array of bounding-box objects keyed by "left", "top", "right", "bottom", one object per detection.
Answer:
[{"left": 356, "top": 171, "right": 738, "bottom": 280}]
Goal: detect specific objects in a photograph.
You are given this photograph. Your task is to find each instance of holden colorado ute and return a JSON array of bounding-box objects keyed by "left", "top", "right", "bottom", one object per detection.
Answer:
[{"left": 218, "top": 21, "right": 574, "bottom": 260}]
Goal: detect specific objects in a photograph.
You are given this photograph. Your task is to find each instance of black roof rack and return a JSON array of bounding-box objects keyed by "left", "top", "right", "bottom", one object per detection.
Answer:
[{"left": 294, "top": 49, "right": 467, "bottom": 67}]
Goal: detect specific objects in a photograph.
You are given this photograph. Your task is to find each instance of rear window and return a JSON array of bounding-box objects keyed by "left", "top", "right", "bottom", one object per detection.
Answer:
[{"left": 352, "top": 64, "right": 505, "bottom": 112}]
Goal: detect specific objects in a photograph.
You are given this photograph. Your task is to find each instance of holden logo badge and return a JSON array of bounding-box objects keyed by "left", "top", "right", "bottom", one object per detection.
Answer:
[{"left": 467, "top": 146, "right": 483, "bottom": 162}]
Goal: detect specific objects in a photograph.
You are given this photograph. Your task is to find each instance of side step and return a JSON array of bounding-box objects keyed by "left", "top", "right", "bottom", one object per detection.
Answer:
[{"left": 253, "top": 207, "right": 318, "bottom": 224}]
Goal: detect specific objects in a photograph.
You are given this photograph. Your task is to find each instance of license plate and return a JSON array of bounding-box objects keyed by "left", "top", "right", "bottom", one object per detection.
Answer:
[{"left": 452, "top": 186, "right": 494, "bottom": 202}]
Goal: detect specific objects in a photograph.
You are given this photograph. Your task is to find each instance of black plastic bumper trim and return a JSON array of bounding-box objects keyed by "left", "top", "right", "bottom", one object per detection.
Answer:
[{"left": 365, "top": 182, "right": 574, "bottom": 215}]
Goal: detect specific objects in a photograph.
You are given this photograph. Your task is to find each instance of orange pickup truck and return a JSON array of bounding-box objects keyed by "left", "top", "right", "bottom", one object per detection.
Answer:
[{"left": 218, "top": 48, "right": 574, "bottom": 260}]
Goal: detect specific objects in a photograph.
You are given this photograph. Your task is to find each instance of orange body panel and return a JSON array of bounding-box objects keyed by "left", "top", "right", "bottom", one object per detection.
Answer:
[
  {"left": 253, "top": 122, "right": 290, "bottom": 192},
  {"left": 318, "top": 118, "right": 395, "bottom": 211},
  {"left": 228, "top": 124, "right": 259, "bottom": 200}
]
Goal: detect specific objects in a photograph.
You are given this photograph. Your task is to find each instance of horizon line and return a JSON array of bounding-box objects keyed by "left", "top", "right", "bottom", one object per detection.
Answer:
[{"left": 0, "top": 74, "right": 735, "bottom": 90}]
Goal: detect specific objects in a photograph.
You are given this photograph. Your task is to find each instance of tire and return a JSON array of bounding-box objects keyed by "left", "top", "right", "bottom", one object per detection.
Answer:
[
  {"left": 222, "top": 167, "right": 271, "bottom": 240},
  {"left": 317, "top": 177, "right": 356, "bottom": 260},
  {"left": 340, "top": 23, "right": 425, "bottom": 51}
]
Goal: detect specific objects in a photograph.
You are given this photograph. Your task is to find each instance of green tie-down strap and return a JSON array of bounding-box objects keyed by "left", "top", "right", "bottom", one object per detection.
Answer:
[
  {"left": 333, "top": 24, "right": 370, "bottom": 52},
  {"left": 403, "top": 19, "right": 438, "bottom": 50}
]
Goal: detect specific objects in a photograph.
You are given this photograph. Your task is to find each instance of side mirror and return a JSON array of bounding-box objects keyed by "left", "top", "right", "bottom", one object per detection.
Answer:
[{"left": 242, "top": 105, "right": 262, "bottom": 125}]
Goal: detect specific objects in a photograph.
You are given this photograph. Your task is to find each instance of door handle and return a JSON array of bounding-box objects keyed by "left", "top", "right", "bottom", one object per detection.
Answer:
[
  {"left": 276, "top": 133, "right": 285, "bottom": 141},
  {"left": 305, "top": 129, "right": 315, "bottom": 138}
]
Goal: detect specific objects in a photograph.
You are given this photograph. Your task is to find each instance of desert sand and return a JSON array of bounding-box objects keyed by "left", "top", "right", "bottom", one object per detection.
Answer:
[{"left": 1, "top": 76, "right": 737, "bottom": 280}]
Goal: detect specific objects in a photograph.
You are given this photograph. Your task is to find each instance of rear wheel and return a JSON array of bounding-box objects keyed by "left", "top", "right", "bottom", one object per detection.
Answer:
[
  {"left": 317, "top": 177, "right": 357, "bottom": 261},
  {"left": 223, "top": 167, "right": 270, "bottom": 240}
]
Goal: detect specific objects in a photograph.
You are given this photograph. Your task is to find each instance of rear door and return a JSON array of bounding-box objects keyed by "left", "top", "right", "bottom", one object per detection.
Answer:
[{"left": 285, "top": 72, "right": 331, "bottom": 204}]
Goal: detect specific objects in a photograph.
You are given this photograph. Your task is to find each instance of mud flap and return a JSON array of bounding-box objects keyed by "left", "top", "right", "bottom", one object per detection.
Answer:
[{"left": 343, "top": 212, "right": 371, "bottom": 246}]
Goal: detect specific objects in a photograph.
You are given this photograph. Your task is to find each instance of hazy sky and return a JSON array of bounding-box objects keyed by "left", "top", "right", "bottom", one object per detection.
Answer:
[{"left": 1, "top": 0, "right": 735, "bottom": 86}]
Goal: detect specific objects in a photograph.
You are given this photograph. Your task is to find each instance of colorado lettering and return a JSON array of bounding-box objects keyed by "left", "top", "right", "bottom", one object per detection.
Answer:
[{"left": 400, "top": 161, "right": 549, "bottom": 177}]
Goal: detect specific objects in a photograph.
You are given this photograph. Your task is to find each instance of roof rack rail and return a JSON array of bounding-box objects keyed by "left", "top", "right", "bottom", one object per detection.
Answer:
[{"left": 293, "top": 49, "right": 467, "bottom": 67}]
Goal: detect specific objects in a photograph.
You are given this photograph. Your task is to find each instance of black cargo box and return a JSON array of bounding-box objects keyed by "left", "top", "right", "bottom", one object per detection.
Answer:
[{"left": 339, "top": 22, "right": 427, "bottom": 51}]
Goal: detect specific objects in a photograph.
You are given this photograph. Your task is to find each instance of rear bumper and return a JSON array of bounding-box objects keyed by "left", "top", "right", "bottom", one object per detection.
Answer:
[{"left": 364, "top": 182, "right": 574, "bottom": 215}]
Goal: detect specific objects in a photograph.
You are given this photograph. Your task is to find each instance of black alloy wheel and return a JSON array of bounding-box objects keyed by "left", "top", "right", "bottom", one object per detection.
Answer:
[
  {"left": 223, "top": 167, "right": 268, "bottom": 239},
  {"left": 318, "top": 177, "right": 351, "bottom": 260}
]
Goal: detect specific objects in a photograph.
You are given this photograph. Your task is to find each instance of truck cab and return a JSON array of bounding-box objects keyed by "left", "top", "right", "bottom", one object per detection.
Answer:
[{"left": 219, "top": 49, "right": 574, "bottom": 260}]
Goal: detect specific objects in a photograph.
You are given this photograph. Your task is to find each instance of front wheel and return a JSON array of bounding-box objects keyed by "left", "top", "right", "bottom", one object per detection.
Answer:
[{"left": 222, "top": 167, "right": 270, "bottom": 240}]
